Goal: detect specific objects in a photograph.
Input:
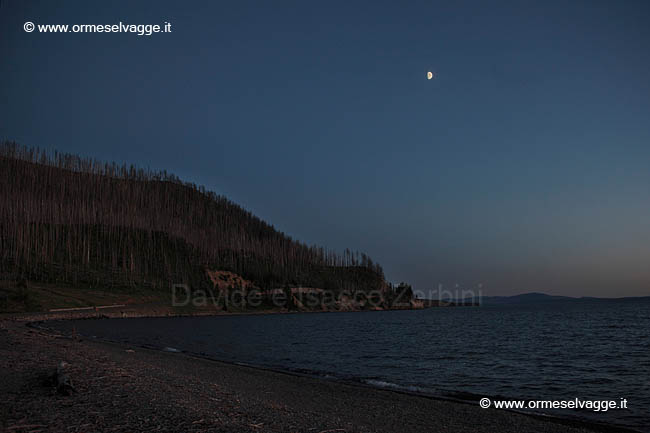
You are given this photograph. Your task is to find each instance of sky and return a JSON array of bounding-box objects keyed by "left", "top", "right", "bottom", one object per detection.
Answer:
[{"left": 2, "top": 0, "right": 650, "bottom": 297}]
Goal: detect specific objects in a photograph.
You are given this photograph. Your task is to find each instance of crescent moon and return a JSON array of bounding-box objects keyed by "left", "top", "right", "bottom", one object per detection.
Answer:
[{"left": 427, "top": 71, "right": 433, "bottom": 80}]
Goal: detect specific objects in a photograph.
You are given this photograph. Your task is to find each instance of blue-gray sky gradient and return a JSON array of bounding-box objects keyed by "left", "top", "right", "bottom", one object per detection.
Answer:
[{"left": 2, "top": 0, "right": 649, "bottom": 296}]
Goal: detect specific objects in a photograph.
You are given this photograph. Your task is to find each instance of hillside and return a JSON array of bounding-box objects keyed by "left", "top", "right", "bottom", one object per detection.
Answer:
[{"left": 0, "top": 142, "right": 413, "bottom": 312}]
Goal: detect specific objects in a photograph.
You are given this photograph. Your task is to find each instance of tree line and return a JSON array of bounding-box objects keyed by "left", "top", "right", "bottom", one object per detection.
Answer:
[{"left": 0, "top": 142, "right": 386, "bottom": 293}]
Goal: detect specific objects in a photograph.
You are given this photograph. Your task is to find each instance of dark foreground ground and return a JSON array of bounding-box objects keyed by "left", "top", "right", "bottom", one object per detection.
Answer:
[{"left": 0, "top": 319, "right": 637, "bottom": 433}]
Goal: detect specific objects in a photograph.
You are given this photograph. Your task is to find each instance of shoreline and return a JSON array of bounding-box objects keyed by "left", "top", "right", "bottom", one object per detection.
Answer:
[
  {"left": 43, "top": 326, "right": 645, "bottom": 433},
  {"left": 1, "top": 311, "right": 643, "bottom": 433},
  {"left": 1, "top": 301, "right": 435, "bottom": 323}
]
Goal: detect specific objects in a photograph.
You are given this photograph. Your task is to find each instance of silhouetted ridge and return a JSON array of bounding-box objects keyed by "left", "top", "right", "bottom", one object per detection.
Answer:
[{"left": 0, "top": 142, "right": 385, "bottom": 292}]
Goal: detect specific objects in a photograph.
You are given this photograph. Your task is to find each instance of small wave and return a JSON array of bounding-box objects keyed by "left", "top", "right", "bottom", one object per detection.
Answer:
[
  {"left": 363, "top": 379, "right": 425, "bottom": 393},
  {"left": 358, "top": 355, "right": 379, "bottom": 360},
  {"left": 162, "top": 346, "right": 180, "bottom": 352},
  {"left": 442, "top": 390, "right": 484, "bottom": 401}
]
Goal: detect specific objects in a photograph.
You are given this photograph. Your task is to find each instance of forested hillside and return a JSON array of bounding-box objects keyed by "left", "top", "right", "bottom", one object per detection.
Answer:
[{"left": 0, "top": 142, "right": 391, "bottom": 303}]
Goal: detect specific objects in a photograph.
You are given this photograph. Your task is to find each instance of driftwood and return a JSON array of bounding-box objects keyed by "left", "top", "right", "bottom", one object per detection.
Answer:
[{"left": 54, "top": 361, "right": 76, "bottom": 395}]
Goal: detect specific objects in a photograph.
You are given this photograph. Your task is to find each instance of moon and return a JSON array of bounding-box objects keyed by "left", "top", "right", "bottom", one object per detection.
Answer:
[{"left": 427, "top": 71, "right": 434, "bottom": 80}]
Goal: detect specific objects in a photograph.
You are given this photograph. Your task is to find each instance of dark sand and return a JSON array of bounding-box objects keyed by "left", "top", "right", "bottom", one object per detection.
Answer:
[{"left": 0, "top": 317, "right": 637, "bottom": 433}]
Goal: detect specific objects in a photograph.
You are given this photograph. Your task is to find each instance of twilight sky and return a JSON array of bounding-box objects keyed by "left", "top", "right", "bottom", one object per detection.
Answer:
[{"left": 2, "top": 0, "right": 650, "bottom": 297}]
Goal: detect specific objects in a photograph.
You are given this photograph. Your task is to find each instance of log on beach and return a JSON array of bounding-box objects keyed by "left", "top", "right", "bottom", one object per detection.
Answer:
[{"left": 53, "top": 361, "right": 75, "bottom": 395}]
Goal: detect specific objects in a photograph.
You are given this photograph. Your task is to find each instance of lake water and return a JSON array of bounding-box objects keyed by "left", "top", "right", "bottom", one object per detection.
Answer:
[{"left": 49, "top": 299, "right": 650, "bottom": 431}]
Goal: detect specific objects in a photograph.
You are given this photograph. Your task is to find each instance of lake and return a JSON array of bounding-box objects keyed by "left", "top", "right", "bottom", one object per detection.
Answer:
[{"left": 49, "top": 299, "right": 650, "bottom": 432}]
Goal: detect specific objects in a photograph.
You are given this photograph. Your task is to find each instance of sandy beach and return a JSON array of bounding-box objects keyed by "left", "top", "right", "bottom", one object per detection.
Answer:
[{"left": 0, "top": 314, "right": 638, "bottom": 433}]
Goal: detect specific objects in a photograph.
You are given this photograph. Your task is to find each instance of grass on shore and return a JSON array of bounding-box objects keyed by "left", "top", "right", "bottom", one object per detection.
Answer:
[
  {"left": 0, "top": 280, "right": 165, "bottom": 313},
  {"left": 0, "top": 280, "right": 283, "bottom": 316}
]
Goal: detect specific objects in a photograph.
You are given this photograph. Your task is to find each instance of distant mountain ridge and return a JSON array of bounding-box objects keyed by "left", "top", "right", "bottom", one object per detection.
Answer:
[{"left": 463, "top": 292, "right": 650, "bottom": 305}]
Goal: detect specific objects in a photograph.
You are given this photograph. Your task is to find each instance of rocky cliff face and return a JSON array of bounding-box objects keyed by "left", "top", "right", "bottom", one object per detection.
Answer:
[{"left": 200, "top": 269, "right": 419, "bottom": 312}]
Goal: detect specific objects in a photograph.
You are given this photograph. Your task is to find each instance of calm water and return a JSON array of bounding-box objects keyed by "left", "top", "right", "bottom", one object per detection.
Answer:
[{"left": 50, "top": 300, "right": 650, "bottom": 431}]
